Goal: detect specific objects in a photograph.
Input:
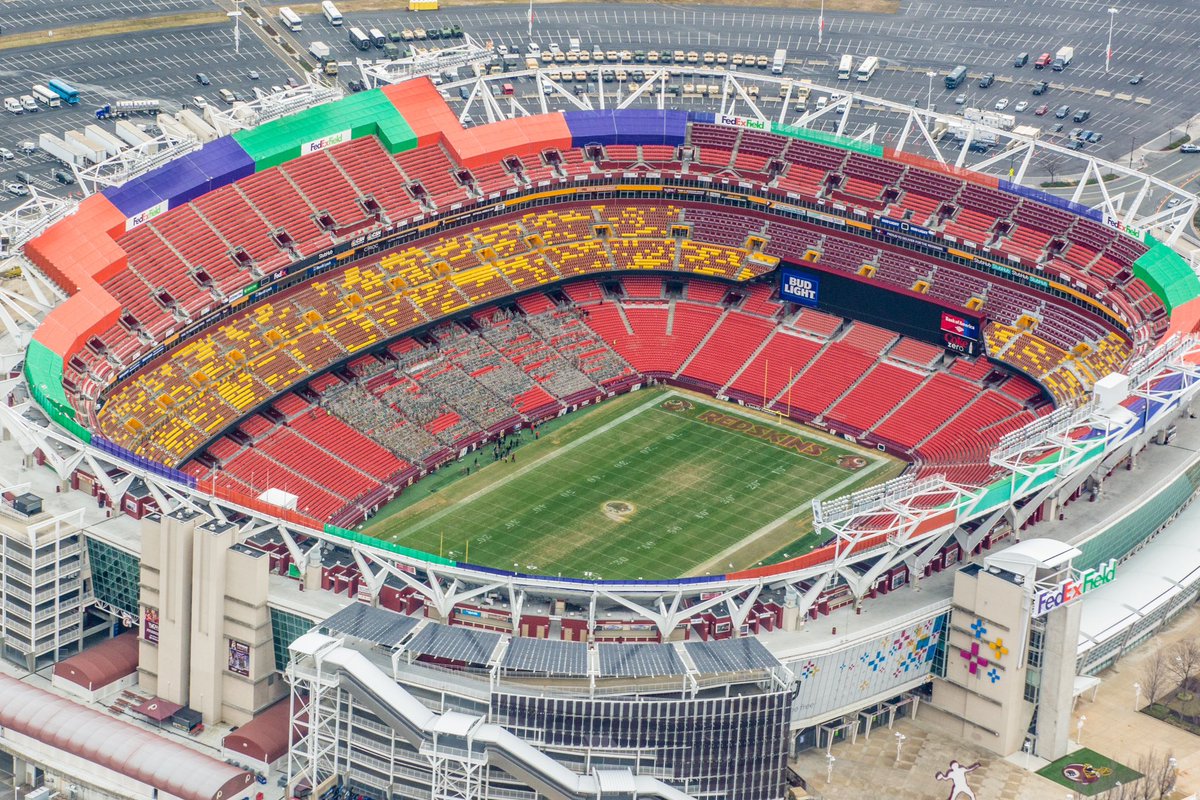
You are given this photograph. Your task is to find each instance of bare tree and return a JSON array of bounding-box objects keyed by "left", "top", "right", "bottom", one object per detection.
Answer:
[
  {"left": 1139, "top": 648, "right": 1171, "bottom": 706},
  {"left": 1128, "top": 750, "right": 1178, "bottom": 800},
  {"left": 1167, "top": 639, "right": 1200, "bottom": 693},
  {"left": 1043, "top": 154, "right": 1065, "bottom": 184}
]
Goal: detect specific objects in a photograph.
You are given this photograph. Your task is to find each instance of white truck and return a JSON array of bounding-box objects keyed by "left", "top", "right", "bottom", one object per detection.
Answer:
[
  {"left": 65, "top": 130, "right": 108, "bottom": 163},
  {"left": 1052, "top": 46, "right": 1074, "bottom": 71},
  {"left": 38, "top": 132, "right": 90, "bottom": 166},
  {"left": 964, "top": 107, "right": 1016, "bottom": 131},
  {"left": 772, "top": 48, "right": 787, "bottom": 75},
  {"left": 309, "top": 41, "right": 331, "bottom": 60},
  {"left": 114, "top": 119, "right": 158, "bottom": 154}
]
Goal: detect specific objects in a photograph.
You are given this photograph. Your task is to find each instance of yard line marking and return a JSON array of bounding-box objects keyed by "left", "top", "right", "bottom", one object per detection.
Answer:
[
  {"left": 389, "top": 388, "right": 672, "bottom": 542},
  {"left": 690, "top": 455, "right": 891, "bottom": 576}
]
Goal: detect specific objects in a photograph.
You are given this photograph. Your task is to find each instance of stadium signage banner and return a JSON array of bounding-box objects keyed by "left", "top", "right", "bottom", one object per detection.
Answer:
[
  {"left": 780, "top": 267, "right": 820, "bottom": 307},
  {"left": 875, "top": 217, "right": 932, "bottom": 238},
  {"left": 940, "top": 311, "right": 979, "bottom": 340},
  {"left": 1032, "top": 559, "right": 1117, "bottom": 617},
  {"left": 301, "top": 129, "right": 351, "bottom": 155},
  {"left": 943, "top": 332, "right": 978, "bottom": 357},
  {"left": 125, "top": 199, "right": 169, "bottom": 232},
  {"left": 715, "top": 114, "right": 768, "bottom": 131}
]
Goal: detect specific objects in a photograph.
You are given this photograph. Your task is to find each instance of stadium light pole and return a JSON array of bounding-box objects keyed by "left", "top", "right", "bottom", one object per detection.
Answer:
[
  {"left": 925, "top": 71, "right": 936, "bottom": 111},
  {"left": 825, "top": 753, "right": 836, "bottom": 784},
  {"left": 894, "top": 732, "right": 906, "bottom": 764},
  {"left": 1133, "top": 681, "right": 1141, "bottom": 710},
  {"left": 818, "top": 0, "right": 825, "bottom": 47},
  {"left": 228, "top": 0, "right": 241, "bottom": 55},
  {"left": 1105, "top": 8, "right": 1118, "bottom": 73}
]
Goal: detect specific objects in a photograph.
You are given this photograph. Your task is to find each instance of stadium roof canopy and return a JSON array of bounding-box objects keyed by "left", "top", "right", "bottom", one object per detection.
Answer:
[
  {"left": 0, "top": 674, "right": 253, "bottom": 800},
  {"left": 51, "top": 631, "right": 138, "bottom": 691}
]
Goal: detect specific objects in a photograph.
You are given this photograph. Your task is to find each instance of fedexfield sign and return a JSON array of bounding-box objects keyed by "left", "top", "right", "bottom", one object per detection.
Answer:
[{"left": 1032, "top": 559, "right": 1117, "bottom": 617}]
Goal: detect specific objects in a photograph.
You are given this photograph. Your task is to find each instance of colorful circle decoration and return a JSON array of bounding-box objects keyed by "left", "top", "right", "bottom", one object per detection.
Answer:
[
  {"left": 661, "top": 399, "right": 694, "bottom": 412},
  {"left": 838, "top": 455, "right": 869, "bottom": 470},
  {"left": 1062, "top": 763, "right": 1112, "bottom": 784}
]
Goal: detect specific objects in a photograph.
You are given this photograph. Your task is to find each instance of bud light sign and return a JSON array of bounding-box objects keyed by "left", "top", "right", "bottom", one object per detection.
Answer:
[
  {"left": 1032, "top": 559, "right": 1117, "bottom": 617},
  {"left": 940, "top": 311, "right": 980, "bottom": 340},
  {"left": 780, "top": 267, "right": 820, "bottom": 307}
]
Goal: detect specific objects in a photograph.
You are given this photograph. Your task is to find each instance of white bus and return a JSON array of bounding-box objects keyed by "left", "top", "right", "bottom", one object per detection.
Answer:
[
  {"left": 856, "top": 56, "right": 880, "bottom": 82},
  {"left": 278, "top": 6, "right": 303, "bottom": 32},
  {"left": 348, "top": 26, "right": 372, "bottom": 51},
  {"left": 31, "top": 84, "right": 61, "bottom": 108},
  {"left": 321, "top": 1, "right": 343, "bottom": 26},
  {"left": 837, "top": 54, "right": 854, "bottom": 80}
]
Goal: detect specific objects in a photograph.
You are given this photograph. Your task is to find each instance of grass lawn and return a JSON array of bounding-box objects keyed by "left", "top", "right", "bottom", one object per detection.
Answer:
[
  {"left": 1036, "top": 747, "right": 1142, "bottom": 797},
  {"left": 363, "top": 387, "right": 901, "bottom": 579}
]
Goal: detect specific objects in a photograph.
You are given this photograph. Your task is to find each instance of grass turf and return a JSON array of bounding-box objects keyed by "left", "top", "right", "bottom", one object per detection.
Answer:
[
  {"left": 1036, "top": 747, "right": 1142, "bottom": 796},
  {"left": 363, "top": 388, "right": 900, "bottom": 580}
]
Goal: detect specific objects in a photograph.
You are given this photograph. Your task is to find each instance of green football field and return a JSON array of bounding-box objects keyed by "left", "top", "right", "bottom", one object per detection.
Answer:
[{"left": 364, "top": 388, "right": 902, "bottom": 580}]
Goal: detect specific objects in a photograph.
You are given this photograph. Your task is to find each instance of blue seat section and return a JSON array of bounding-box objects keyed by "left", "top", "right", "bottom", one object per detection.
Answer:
[
  {"left": 563, "top": 110, "right": 688, "bottom": 147},
  {"left": 103, "top": 136, "right": 255, "bottom": 219},
  {"left": 998, "top": 179, "right": 1103, "bottom": 223}
]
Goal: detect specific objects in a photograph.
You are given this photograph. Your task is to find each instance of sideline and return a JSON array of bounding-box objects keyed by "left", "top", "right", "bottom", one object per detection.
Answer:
[
  {"left": 388, "top": 389, "right": 676, "bottom": 541},
  {"left": 690, "top": 455, "right": 889, "bottom": 575}
]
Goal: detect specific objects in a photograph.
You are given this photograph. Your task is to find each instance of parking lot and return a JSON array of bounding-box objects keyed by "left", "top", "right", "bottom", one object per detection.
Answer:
[
  {"left": 0, "top": 0, "right": 213, "bottom": 33},
  {"left": 0, "top": 22, "right": 295, "bottom": 210},
  {"left": 1, "top": 0, "right": 1199, "bottom": 212}
]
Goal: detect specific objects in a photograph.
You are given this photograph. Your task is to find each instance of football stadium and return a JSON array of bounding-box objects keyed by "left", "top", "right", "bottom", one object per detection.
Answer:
[{"left": 2, "top": 39, "right": 1200, "bottom": 800}]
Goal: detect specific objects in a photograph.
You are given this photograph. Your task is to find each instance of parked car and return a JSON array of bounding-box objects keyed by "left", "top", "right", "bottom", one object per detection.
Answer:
[
  {"left": 1129, "top": 74, "right": 1144, "bottom": 85},
  {"left": 1073, "top": 109, "right": 1091, "bottom": 123},
  {"left": 248, "top": 70, "right": 260, "bottom": 81},
  {"left": 191, "top": 95, "right": 208, "bottom": 109},
  {"left": 994, "top": 97, "right": 1010, "bottom": 110},
  {"left": 52, "top": 169, "right": 75, "bottom": 184},
  {"left": 1032, "top": 81, "right": 1049, "bottom": 95},
  {"left": 1084, "top": 131, "right": 1103, "bottom": 144},
  {"left": 0, "top": 147, "right": 13, "bottom": 160},
  {"left": 1051, "top": 123, "right": 1064, "bottom": 133},
  {"left": 1034, "top": 104, "right": 1049, "bottom": 116},
  {"left": 1014, "top": 100, "right": 1029, "bottom": 112},
  {"left": 195, "top": 73, "right": 211, "bottom": 86},
  {"left": 979, "top": 72, "right": 995, "bottom": 88},
  {"left": 1054, "top": 104, "right": 1071, "bottom": 118},
  {"left": 954, "top": 93, "right": 967, "bottom": 105},
  {"left": 4, "top": 181, "right": 28, "bottom": 196},
  {"left": 1014, "top": 52, "right": 1029, "bottom": 67}
]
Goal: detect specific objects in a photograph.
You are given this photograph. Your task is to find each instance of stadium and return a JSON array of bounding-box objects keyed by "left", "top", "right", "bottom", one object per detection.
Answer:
[{"left": 4, "top": 63, "right": 1200, "bottom": 800}]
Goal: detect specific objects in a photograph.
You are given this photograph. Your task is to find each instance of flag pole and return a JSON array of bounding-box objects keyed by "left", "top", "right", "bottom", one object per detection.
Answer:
[{"left": 528, "top": 0, "right": 534, "bottom": 39}]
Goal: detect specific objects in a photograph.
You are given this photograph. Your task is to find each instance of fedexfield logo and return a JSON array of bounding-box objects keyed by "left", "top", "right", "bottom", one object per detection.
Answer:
[
  {"left": 301, "top": 129, "right": 351, "bottom": 155},
  {"left": 1032, "top": 559, "right": 1117, "bottom": 617},
  {"left": 718, "top": 114, "right": 767, "bottom": 131},
  {"left": 125, "top": 200, "right": 168, "bottom": 231}
]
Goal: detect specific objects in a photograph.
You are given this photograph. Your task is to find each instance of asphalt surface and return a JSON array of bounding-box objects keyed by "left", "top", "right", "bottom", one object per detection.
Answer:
[{"left": 0, "top": 0, "right": 1197, "bottom": 213}]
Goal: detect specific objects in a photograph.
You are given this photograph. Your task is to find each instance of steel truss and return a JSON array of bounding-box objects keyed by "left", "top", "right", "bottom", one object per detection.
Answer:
[
  {"left": 6, "top": 75, "right": 1200, "bottom": 637},
  {"left": 2, "top": 334, "right": 1197, "bottom": 636},
  {"left": 445, "top": 66, "right": 1197, "bottom": 245},
  {"left": 358, "top": 35, "right": 495, "bottom": 89}
]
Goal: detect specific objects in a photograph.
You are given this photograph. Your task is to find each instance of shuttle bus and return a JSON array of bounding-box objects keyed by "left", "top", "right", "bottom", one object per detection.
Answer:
[
  {"left": 837, "top": 54, "right": 854, "bottom": 80},
  {"left": 31, "top": 84, "right": 61, "bottom": 108},
  {"left": 278, "top": 6, "right": 303, "bottom": 32},
  {"left": 47, "top": 79, "right": 79, "bottom": 105},
  {"left": 348, "top": 27, "right": 372, "bottom": 51},
  {"left": 321, "top": 1, "right": 343, "bottom": 25},
  {"left": 944, "top": 65, "right": 968, "bottom": 90},
  {"left": 856, "top": 55, "right": 880, "bottom": 82}
]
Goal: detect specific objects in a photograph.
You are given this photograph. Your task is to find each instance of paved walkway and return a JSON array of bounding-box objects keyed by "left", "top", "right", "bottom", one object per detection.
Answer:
[{"left": 792, "top": 605, "right": 1200, "bottom": 799}]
